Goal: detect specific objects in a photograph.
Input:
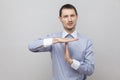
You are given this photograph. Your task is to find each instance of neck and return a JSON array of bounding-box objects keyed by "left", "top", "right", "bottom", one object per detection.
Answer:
[{"left": 65, "top": 28, "right": 75, "bottom": 34}]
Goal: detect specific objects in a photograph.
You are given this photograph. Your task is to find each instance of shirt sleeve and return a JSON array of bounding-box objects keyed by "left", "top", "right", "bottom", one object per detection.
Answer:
[
  {"left": 71, "top": 59, "right": 81, "bottom": 70},
  {"left": 43, "top": 38, "right": 53, "bottom": 47},
  {"left": 76, "top": 40, "right": 94, "bottom": 76}
]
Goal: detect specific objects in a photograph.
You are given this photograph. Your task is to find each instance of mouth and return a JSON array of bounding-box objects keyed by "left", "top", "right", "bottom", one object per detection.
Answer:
[{"left": 68, "top": 22, "right": 73, "bottom": 26}]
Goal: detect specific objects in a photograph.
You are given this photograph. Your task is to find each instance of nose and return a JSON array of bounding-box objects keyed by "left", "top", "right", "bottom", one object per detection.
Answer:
[{"left": 68, "top": 16, "right": 72, "bottom": 21}]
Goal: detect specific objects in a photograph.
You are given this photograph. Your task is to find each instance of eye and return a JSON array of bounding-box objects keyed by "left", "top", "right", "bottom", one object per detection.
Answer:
[
  {"left": 71, "top": 14, "right": 75, "bottom": 17},
  {"left": 63, "top": 15, "right": 68, "bottom": 18}
]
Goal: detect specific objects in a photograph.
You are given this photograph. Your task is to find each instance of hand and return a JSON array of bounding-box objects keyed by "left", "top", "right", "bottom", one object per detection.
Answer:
[
  {"left": 53, "top": 38, "right": 78, "bottom": 44},
  {"left": 64, "top": 42, "right": 73, "bottom": 64}
]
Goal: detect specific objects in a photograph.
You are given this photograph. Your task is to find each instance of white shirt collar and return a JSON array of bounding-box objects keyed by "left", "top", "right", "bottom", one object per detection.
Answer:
[{"left": 62, "top": 30, "right": 77, "bottom": 38}]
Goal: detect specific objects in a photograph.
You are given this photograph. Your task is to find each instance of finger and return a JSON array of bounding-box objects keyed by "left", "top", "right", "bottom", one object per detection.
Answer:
[
  {"left": 65, "top": 42, "right": 68, "bottom": 45},
  {"left": 64, "top": 38, "right": 79, "bottom": 42},
  {"left": 65, "top": 42, "right": 68, "bottom": 52},
  {"left": 71, "top": 38, "right": 79, "bottom": 41},
  {"left": 64, "top": 43, "right": 69, "bottom": 56}
]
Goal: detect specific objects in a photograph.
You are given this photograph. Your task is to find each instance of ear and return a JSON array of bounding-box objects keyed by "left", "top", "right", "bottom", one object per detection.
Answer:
[
  {"left": 76, "top": 15, "right": 78, "bottom": 20},
  {"left": 58, "top": 16, "right": 62, "bottom": 22}
]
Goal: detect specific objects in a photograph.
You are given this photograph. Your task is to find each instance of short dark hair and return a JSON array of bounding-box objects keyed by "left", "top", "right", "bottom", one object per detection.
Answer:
[{"left": 59, "top": 4, "right": 78, "bottom": 17}]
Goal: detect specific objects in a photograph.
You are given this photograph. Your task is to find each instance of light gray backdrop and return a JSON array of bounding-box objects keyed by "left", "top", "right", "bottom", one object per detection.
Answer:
[{"left": 0, "top": 0, "right": 120, "bottom": 80}]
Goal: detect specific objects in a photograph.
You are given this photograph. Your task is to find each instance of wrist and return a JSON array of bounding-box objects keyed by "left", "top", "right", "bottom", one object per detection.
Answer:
[
  {"left": 53, "top": 38, "right": 59, "bottom": 44},
  {"left": 65, "top": 58, "right": 73, "bottom": 64}
]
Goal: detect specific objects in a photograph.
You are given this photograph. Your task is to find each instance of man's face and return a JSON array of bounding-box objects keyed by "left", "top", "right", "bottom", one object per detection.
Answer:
[{"left": 59, "top": 8, "right": 78, "bottom": 31}]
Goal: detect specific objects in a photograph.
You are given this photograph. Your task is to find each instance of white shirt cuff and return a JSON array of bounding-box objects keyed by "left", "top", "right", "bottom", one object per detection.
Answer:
[
  {"left": 71, "top": 59, "right": 80, "bottom": 70},
  {"left": 43, "top": 38, "right": 53, "bottom": 47}
]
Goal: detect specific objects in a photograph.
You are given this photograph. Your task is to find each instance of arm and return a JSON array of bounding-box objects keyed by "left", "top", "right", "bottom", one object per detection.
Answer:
[
  {"left": 28, "top": 36, "right": 78, "bottom": 52},
  {"left": 28, "top": 38, "right": 52, "bottom": 52},
  {"left": 53, "top": 38, "right": 78, "bottom": 43},
  {"left": 77, "top": 40, "right": 94, "bottom": 76},
  {"left": 65, "top": 40, "right": 94, "bottom": 76}
]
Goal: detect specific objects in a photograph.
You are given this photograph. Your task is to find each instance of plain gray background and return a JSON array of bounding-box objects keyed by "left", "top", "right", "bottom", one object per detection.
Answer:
[{"left": 0, "top": 0, "right": 120, "bottom": 80}]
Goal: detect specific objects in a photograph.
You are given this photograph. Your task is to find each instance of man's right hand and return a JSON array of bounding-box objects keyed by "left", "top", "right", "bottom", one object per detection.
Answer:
[{"left": 53, "top": 38, "right": 78, "bottom": 44}]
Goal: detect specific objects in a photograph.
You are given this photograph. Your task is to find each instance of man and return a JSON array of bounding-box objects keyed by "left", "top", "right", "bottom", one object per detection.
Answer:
[{"left": 28, "top": 4, "right": 94, "bottom": 80}]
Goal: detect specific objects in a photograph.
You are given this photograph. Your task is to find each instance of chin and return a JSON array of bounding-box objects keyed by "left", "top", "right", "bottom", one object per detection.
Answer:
[
  {"left": 67, "top": 27, "right": 74, "bottom": 30},
  {"left": 68, "top": 26, "right": 74, "bottom": 29}
]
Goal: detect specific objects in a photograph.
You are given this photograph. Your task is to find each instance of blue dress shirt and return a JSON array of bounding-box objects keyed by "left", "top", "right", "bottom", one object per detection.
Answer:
[{"left": 28, "top": 31, "right": 94, "bottom": 80}]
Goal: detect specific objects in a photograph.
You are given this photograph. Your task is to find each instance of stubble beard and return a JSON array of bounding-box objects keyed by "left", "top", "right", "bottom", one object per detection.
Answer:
[{"left": 65, "top": 25, "right": 76, "bottom": 33}]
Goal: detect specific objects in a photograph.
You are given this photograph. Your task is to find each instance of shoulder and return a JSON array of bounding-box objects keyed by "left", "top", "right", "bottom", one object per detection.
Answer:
[{"left": 77, "top": 33, "right": 93, "bottom": 44}]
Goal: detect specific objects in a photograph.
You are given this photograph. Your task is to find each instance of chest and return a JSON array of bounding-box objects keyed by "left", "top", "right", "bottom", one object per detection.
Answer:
[{"left": 52, "top": 40, "right": 86, "bottom": 61}]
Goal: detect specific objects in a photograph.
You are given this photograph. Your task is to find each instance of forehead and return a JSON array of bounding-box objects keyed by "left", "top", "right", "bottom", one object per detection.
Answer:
[{"left": 61, "top": 8, "right": 76, "bottom": 16}]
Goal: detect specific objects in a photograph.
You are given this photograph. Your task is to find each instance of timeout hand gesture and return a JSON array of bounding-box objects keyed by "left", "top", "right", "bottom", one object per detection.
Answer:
[
  {"left": 64, "top": 42, "right": 73, "bottom": 64},
  {"left": 53, "top": 38, "right": 78, "bottom": 44}
]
